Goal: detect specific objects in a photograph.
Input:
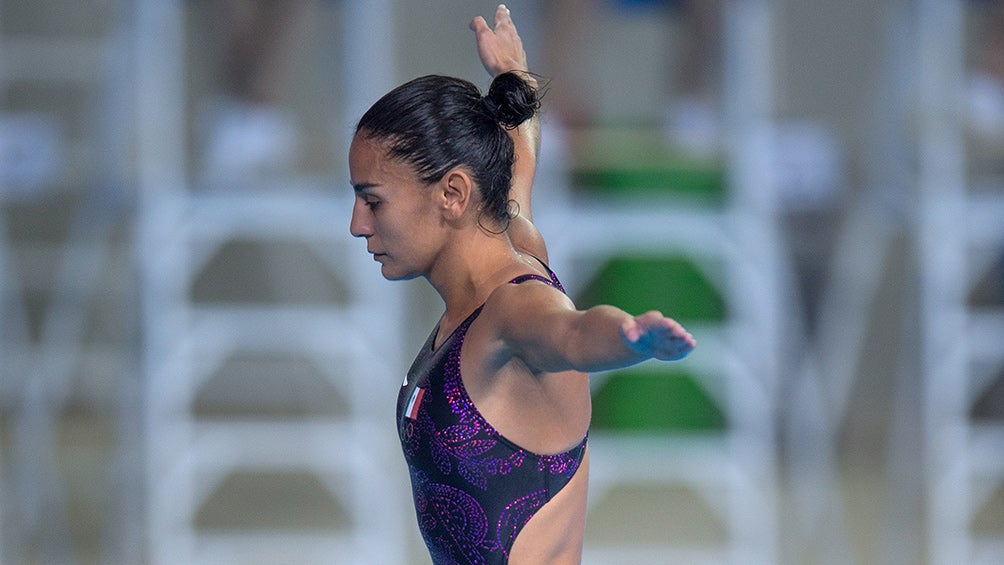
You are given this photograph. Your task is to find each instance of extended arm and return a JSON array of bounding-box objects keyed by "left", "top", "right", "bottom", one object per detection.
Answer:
[{"left": 487, "top": 283, "right": 696, "bottom": 374}]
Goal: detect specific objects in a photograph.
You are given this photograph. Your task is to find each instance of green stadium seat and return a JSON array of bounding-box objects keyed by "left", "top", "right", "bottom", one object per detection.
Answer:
[
  {"left": 569, "top": 125, "right": 726, "bottom": 203},
  {"left": 578, "top": 253, "right": 727, "bottom": 433}
]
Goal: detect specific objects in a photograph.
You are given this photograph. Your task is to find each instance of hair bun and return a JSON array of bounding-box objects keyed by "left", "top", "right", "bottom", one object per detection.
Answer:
[{"left": 484, "top": 72, "right": 540, "bottom": 129}]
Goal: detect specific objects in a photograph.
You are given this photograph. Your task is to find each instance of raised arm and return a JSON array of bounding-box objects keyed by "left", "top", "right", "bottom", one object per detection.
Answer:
[{"left": 470, "top": 5, "right": 541, "bottom": 224}]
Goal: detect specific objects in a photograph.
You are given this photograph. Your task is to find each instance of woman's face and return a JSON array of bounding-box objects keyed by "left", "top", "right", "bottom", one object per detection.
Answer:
[{"left": 349, "top": 135, "right": 443, "bottom": 280}]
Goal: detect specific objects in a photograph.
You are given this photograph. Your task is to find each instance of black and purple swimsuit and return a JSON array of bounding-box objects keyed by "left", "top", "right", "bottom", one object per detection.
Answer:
[{"left": 397, "top": 270, "right": 587, "bottom": 565}]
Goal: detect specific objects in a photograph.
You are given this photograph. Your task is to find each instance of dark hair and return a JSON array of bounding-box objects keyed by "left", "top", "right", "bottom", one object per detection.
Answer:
[{"left": 355, "top": 72, "right": 540, "bottom": 230}]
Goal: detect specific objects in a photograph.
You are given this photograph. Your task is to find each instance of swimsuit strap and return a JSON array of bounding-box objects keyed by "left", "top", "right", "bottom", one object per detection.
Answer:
[
  {"left": 509, "top": 256, "right": 566, "bottom": 293},
  {"left": 509, "top": 273, "right": 557, "bottom": 286}
]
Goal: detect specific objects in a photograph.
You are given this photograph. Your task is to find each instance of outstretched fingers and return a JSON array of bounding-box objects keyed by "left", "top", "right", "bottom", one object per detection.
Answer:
[
  {"left": 620, "top": 311, "right": 696, "bottom": 361},
  {"left": 470, "top": 4, "right": 527, "bottom": 77},
  {"left": 471, "top": 4, "right": 512, "bottom": 33},
  {"left": 469, "top": 15, "right": 489, "bottom": 35},
  {"left": 493, "top": 4, "right": 514, "bottom": 32}
]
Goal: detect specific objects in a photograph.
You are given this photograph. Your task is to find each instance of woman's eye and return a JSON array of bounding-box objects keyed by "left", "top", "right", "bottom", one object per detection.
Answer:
[{"left": 365, "top": 199, "right": 380, "bottom": 209}]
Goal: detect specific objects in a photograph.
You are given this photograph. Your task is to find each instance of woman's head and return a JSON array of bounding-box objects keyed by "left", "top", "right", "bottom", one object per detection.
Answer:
[{"left": 354, "top": 72, "right": 539, "bottom": 230}]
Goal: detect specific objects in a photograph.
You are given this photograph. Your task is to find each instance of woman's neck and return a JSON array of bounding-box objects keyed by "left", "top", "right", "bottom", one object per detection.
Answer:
[{"left": 427, "top": 230, "right": 522, "bottom": 325}]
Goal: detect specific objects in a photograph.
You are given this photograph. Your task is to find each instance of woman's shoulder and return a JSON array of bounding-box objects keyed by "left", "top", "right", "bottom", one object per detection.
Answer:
[{"left": 481, "top": 263, "right": 573, "bottom": 325}]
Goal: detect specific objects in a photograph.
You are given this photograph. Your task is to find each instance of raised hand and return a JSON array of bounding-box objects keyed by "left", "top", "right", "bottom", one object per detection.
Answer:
[
  {"left": 619, "top": 311, "right": 696, "bottom": 362},
  {"left": 470, "top": 4, "right": 530, "bottom": 79}
]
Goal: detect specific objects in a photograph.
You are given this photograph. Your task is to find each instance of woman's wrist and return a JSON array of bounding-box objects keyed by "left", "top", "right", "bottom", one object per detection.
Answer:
[{"left": 494, "top": 68, "right": 537, "bottom": 91}]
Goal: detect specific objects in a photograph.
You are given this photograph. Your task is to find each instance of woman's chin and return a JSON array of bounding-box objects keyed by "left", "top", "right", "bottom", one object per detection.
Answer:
[{"left": 380, "top": 264, "right": 418, "bottom": 282}]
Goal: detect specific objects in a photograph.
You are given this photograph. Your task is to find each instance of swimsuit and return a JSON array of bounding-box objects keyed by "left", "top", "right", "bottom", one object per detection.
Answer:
[{"left": 397, "top": 268, "right": 588, "bottom": 565}]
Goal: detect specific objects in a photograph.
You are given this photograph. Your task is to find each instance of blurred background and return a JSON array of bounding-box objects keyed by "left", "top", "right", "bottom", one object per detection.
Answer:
[{"left": 1, "top": 0, "right": 1002, "bottom": 563}]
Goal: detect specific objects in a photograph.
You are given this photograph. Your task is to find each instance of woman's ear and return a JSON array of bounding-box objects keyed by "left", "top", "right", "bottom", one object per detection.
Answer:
[{"left": 439, "top": 169, "right": 475, "bottom": 220}]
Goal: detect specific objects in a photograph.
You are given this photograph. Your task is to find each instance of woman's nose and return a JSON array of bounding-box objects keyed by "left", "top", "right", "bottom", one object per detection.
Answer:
[{"left": 349, "top": 201, "right": 372, "bottom": 238}]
